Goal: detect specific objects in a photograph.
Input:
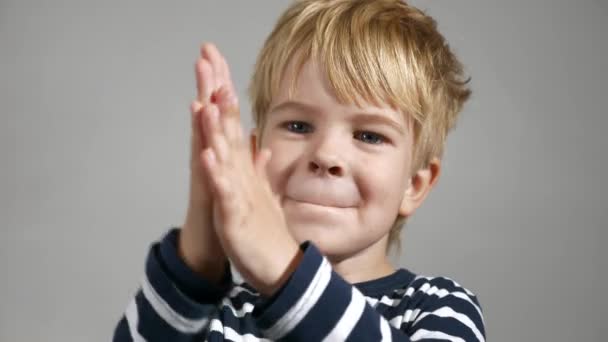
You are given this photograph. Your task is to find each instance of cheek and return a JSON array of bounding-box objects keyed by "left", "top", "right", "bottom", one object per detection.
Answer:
[
  {"left": 359, "top": 153, "right": 405, "bottom": 195},
  {"left": 360, "top": 175, "right": 400, "bottom": 213},
  {"left": 357, "top": 157, "right": 409, "bottom": 216}
]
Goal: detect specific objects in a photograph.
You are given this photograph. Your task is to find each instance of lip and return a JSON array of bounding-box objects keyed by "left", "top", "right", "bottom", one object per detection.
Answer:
[{"left": 286, "top": 197, "right": 354, "bottom": 209}]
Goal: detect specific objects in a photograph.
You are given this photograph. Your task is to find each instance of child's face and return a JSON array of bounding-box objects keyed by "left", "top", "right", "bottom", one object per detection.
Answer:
[{"left": 251, "top": 59, "right": 417, "bottom": 260}]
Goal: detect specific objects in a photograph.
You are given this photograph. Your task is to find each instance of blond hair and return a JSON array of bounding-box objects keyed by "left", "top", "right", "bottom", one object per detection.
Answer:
[{"left": 248, "top": 0, "right": 471, "bottom": 254}]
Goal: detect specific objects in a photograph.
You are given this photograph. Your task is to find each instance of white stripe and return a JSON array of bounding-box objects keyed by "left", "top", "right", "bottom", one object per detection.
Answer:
[
  {"left": 394, "top": 281, "right": 430, "bottom": 297},
  {"left": 208, "top": 318, "right": 224, "bottom": 334},
  {"left": 228, "top": 285, "right": 257, "bottom": 298},
  {"left": 224, "top": 284, "right": 259, "bottom": 318},
  {"left": 322, "top": 288, "right": 366, "bottom": 342},
  {"left": 393, "top": 285, "right": 417, "bottom": 297},
  {"left": 377, "top": 295, "right": 402, "bottom": 307},
  {"left": 389, "top": 308, "right": 422, "bottom": 328},
  {"left": 450, "top": 291, "right": 484, "bottom": 323},
  {"left": 140, "top": 274, "right": 210, "bottom": 333},
  {"left": 410, "top": 285, "right": 483, "bottom": 324},
  {"left": 391, "top": 281, "right": 484, "bottom": 328},
  {"left": 410, "top": 329, "right": 465, "bottom": 342},
  {"left": 225, "top": 326, "right": 273, "bottom": 341},
  {"left": 125, "top": 297, "right": 147, "bottom": 342},
  {"left": 264, "top": 258, "right": 332, "bottom": 339},
  {"left": 412, "top": 276, "right": 475, "bottom": 297},
  {"left": 365, "top": 297, "right": 379, "bottom": 307},
  {"left": 208, "top": 318, "right": 273, "bottom": 341},
  {"left": 221, "top": 297, "right": 256, "bottom": 317},
  {"left": 413, "top": 306, "right": 485, "bottom": 342},
  {"left": 380, "top": 316, "right": 393, "bottom": 342},
  {"left": 444, "top": 277, "right": 475, "bottom": 296}
]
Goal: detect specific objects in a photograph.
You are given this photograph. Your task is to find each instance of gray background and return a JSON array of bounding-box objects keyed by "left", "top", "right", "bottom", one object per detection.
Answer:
[{"left": 1, "top": 0, "right": 606, "bottom": 341}]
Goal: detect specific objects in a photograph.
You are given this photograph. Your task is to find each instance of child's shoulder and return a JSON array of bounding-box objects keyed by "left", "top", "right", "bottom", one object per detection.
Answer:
[
  {"left": 379, "top": 270, "right": 485, "bottom": 338},
  {"left": 398, "top": 272, "right": 482, "bottom": 302}
]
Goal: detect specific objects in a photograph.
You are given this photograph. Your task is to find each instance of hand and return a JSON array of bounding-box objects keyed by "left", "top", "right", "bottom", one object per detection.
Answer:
[
  {"left": 199, "top": 87, "right": 303, "bottom": 298},
  {"left": 179, "top": 43, "right": 237, "bottom": 284}
]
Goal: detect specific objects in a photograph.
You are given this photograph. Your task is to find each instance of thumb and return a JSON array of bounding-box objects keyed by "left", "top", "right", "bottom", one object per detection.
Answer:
[{"left": 254, "top": 149, "right": 280, "bottom": 203}]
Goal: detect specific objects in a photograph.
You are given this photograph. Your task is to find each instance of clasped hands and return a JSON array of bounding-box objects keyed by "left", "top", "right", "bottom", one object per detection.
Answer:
[{"left": 189, "top": 43, "right": 302, "bottom": 297}]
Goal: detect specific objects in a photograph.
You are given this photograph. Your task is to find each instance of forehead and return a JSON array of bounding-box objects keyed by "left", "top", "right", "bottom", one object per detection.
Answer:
[{"left": 271, "top": 58, "right": 409, "bottom": 128}]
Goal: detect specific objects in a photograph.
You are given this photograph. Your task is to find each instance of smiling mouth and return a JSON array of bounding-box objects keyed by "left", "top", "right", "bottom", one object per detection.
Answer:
[{"left": 286, "top": 197, "right": 354, "bottom": 209}]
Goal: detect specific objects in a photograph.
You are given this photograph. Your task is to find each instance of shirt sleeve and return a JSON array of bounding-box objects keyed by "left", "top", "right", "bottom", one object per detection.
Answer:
[
  {"left": 112, "top": 228, "right": 232, "bottom": 342},
  {"left": 252, "top": 241, "right": 486, "bottom": 342}
]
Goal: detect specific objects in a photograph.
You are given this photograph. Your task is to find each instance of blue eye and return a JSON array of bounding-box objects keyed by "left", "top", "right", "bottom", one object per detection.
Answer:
[
  {"left": 283, "top": 121, "right": 313, "bottom": 134},
  {"left": 355, "top": 131, "right": 386, "bottom": 145}
]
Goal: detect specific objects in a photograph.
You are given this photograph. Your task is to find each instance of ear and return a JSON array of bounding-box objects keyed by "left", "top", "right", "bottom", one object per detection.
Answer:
[{"left": 398, "top": 157, "right": 442, "bottom": 217}]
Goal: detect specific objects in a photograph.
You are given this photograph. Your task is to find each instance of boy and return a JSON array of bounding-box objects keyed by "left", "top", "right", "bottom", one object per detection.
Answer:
[{"left": 114, "top": 0, "right": 486, "bottom": 341}]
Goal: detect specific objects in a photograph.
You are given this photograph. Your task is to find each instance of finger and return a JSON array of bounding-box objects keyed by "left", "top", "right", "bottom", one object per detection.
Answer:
[
  {"left": 216, "top": 47, "right": 236, "bottom": 95},
  {"left": 215, "top": 84, "right": 239, "bottom": 115},
  {"left": 202, "top": 43, "right": 232, "bottom": 92},
  {"left": 195, "top": 58, "right": 215, "bottom": 104},
  {"left": 219, "top": 53, "right": 235, "bottom": 95},
  {"left": 201, "top": 148, "right": 237, "bottom": 223},
  {"left": 191, "top": 100, "right": 204, "bottom": 138},
  {"left": 201, "top": 43, "right": 223, "bottom": 93},
  {"left": 255, "top": 148, "right": 276, "bottom": 196},
  {"left": 215, "top": 86, "right": 243, "bottom": 146},
  {"left": 190, "top": 101, "right": 204, "bottom": 163},
  {"left": 201, "top": 148, "right": 232, "bottom": 200},
  {"left": 201, "top": 104, "right": 231, "bottom": 163}
]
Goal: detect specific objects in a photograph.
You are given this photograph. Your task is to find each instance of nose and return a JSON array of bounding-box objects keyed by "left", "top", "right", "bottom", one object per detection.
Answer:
[{"left": 308, "top": 136, "right": 346, "bottom": 177}]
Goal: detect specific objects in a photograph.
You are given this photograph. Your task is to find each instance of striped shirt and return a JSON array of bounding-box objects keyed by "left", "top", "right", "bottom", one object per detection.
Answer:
[{"left": 113, "top": 228, "right": 486, "bottom": 341}]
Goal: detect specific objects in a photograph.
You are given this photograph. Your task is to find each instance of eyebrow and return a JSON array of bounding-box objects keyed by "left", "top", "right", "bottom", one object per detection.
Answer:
[
  {"left": 269, "top": 100, "right": 406, "bottom": 135},
  {"left": 269, "top": 101, "right": 320, "bottom": 115}
]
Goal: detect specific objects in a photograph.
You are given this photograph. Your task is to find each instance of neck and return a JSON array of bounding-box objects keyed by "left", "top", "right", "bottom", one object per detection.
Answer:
[{"left": 327, "top": 236, "right": 396, "bottom": 284}]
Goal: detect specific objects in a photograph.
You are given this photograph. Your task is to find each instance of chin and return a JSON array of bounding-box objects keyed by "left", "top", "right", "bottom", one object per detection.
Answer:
[{"left": 287, "top": 220, "right": 357, "bottom": 259}]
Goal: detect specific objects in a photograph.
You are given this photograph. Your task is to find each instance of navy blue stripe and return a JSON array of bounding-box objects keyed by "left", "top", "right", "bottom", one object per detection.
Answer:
[
  {"left": 391, "top": 327, "right": 448, "bottom": 342},
  {"left": 283, "top": 270, "right": 353, "bottom": 340},
  {"left": 145, "top": 242, "right": 219, "bottom": 321},
  {"left": 412, "top": 277, "right": 473, "bottom": 296},
  {"left": 206, "top": 330, "right": 226, "bottom": 342},
  {"left": 401, "top": 284, "right": 483, "bottom": 335},
  {"left": 345, "top": 304, "right": 384, "bottom": 341},
  {"left": 213, "top": 300, "right": 261, "bottom": 337},
  {"left": 225, "top": 286, "right": 261, "bottom": 309},
  {"left": 112, "top": 316, "right": 133, "bottom": 342},
  {"left": 253, "top": 241, "right": 324, "bottom": 330},
  {"left": 354, "top": 269, "right": 416, "bottom": 297},
  {"left": 410, "top": 315, "right": 479, "bottom": 341},
  {"left": 159, "top": 228, "right": 232, "bottom": 303},
  {"left": 134, "top": 291, "right": 207, "bottom": 342}
]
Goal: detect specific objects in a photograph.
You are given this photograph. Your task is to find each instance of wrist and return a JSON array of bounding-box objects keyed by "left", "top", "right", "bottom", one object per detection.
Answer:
[
  {"left": 258, "top": 242, "right": 303, "bottom": 298},
  {"left": 178, "top": 223, "right": 227, "bottom": 285}
]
